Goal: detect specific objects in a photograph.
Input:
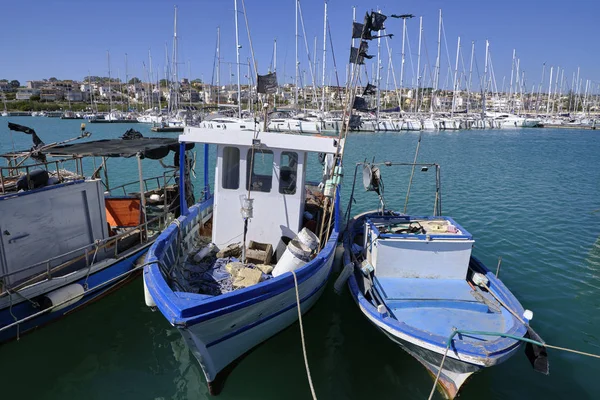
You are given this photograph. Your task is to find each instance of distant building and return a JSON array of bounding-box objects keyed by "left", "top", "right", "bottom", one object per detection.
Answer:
[
  {"left": 182, "top": 89, "right": 200, "bottom": 103},
  {"left": 64, "top": 90, "right": 85, "bottom": 102},
  {"left": 27, "top": 80, "right": 46, "bottom": 90},
  {"left": 40, "top": 88, "right": 62, "bottom": 101},
  {"left": 16, "top": 88, "right": 40, "bottom": 100},
  {"left": 0, "top": 82, "right": 15, "bottom": 92}
]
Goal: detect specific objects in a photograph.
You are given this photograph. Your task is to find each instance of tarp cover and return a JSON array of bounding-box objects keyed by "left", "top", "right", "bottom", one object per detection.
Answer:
[
  {"left": 257, "top": 72, "right": 278, "bottom": 94},
  {"left": 352, "top": 22, "right": 371, "bottom": 39},
  {"left": 353, "top": 96, "right": 371, "bottom": 111},
  {"left": 363, "top": 83, "right": 377, "bottom": 95},
  {"left": 46, "top": 137, "right": 194, "bottom": 159}
]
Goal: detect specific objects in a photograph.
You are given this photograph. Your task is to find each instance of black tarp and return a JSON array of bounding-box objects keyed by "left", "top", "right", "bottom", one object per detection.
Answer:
[
  {"left": 349, "top": 115, "right": 362, "bottom": 130},
  {"left": 8, "top": 122, "right": 45, "bottom": 147},
  {"left": 349, "top": 41, "right": 372, "bottom": 65},
  {"left": 352, "top": 22, "right": 371, "bottom": 39},
  {"left": 367, "top": 12, "right": 387, "bottom": 31},
  {"left": 45, "top": 138, "right": 194, "bottom": 160},
  {"left": 257, "top": 72, "right": 278, "bottom": 94},
  {"left": 353, "top": 96, "right": 372, "bottom": 112},
  {"left": 349, "top": 47, "right": 365, "bottom": 65},
  {"left": 363, "top": 83, "right": 377, "bottom": 95}
]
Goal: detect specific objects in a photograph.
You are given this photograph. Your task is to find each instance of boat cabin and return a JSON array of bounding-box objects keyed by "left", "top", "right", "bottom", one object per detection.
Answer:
[
  {"left": 363, "top": 215, "right": 475, "bottom": 280},
  {"left": 180, "top": 127, "right": 341, "bottom": 251}
]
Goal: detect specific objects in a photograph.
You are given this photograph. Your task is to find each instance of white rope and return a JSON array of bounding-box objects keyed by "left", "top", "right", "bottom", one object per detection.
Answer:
[{"left": 291, "top": 270, "right": 317, "bottom": 400}]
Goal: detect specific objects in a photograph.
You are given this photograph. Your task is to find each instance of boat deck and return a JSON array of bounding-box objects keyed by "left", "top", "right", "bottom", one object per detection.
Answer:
[{"left": 373, "top": 276, "right": 510, "bottom": 342}]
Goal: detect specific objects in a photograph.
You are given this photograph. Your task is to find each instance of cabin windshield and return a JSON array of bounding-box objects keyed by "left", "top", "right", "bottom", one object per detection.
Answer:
[{"left": 246, "top": 149, "right": 274, "bottom": 193}]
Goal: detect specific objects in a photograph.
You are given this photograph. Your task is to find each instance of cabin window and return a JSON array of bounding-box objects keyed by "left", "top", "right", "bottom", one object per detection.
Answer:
[
  {"left": 246, "top": 149, "right": 273, "bottom": 192},
  {"left": 222, "top": 147, "right": 240, "bottom": 189},
  {"left": 279, "top": 151, "right": 298, "bottom": 195}
]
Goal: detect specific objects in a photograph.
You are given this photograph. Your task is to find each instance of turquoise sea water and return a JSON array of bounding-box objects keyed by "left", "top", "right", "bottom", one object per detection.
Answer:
[{"left": 1, "top": 117, "right": 599, "bottom": 399}]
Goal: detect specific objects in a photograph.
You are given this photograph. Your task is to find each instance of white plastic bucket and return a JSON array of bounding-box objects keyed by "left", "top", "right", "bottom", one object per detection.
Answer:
[
  {"left": 297, "top": 227, "right": 319, "bottom": 252},
  {"left": 272, "top": 238, "right": 312, "bottom": 277}
]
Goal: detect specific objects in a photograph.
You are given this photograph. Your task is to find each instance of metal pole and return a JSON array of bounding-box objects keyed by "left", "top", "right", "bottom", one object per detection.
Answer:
[
  {"left": 404, "top": 134, "right": 422, "bottom": 214},
  {"left": 102, "top": 156, "right": 110, "bottom": 192},
  {"left": 137, "top": 154, "right": 147, "bottom": 228}
]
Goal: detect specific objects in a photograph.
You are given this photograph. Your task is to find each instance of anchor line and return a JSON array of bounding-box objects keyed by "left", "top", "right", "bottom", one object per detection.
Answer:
[{"left": 291, "top": 269, "right": 317, "bottom": 400}]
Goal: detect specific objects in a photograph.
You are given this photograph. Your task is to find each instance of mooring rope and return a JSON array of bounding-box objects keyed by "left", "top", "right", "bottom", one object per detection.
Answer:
[
  {"left": 291, "top": 270, "right": 317, "bottom": 400},
  {"left": 427, "top": 331, "right": 454, "bottom": 400},
  {"left": 426, "top": 326, "right": 600, "bottom": 399}
]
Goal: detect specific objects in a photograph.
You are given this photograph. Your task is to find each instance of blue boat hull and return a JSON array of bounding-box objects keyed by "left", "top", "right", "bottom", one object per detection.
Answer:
[
  {"left": 146, "top": 192, "right": 340, "bottom": 394},
  {"left": 343, "top": 211, "right": 528, "bottom": 398},
  {"left": 0, "top": 244, "right": 150, "bottom": 343}
]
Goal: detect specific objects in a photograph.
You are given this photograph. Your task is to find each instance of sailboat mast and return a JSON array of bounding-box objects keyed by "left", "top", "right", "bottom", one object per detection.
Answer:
[
  {"left": 172, "top": 5, "right": 179, "bottom": 112},
  {"left": 467, "top": 41, "right": 474, "bottom": 114},
  {"left": 234, "top": 0, "right": 242, "bottom": 118},
  {"left": 148, "top": 50, "right": 154, "bottom": 111},
  {"left": 273, "top": 39, "right": 277, "bottom": 107},
  {"left": 217, "top": 27, "right": 221, "bottom": 109},
  {"left": 107, "top": 50, "right": 112, "bottom": 113},
  {"left": 295, "top": 0, "right": 299, "bottom": 109},
  {"left": 321, "top": 0, "right": 327, "bottom": 113},
  {"left": 509, "top": 49, "right": 515, "bottom": 112},
  {"left": 399, "top": 15, "right": 409, "bottom": 112},
  {"left": 313, "top": 36, "right": 318, "bottom": 105},
  {"left": 125, "top": 53, "right": 130, "bottom": 112},
  {"left": 451, "top": 36, "right": 460, "bottom": 116},
  {"left": 434, "top": 9, "right": 442, "bottom": 93},
  {"left": 432, "top": 9, "right": 442, "bottom": 113},
  {"left": 482, "top": 40, "right": 489, "bottom": 118},
  {"left": 415, "top": 16, "right": 422, "bottom": 113},
  {"left": 546, "top": 66, "right": 553, "bottom": 115},
  {"left": 376, "top": 10, "right": 382, "bottom": 124}
]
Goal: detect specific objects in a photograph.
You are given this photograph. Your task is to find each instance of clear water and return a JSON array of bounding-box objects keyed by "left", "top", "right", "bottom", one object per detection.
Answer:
[{"left": 1, "top": 117, "right": 599, "bottom": 399}]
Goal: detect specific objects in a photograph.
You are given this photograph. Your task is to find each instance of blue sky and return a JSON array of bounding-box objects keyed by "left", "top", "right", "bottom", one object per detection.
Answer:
[{"left": 1, "top": 0, "right": 597, "bottom": 93}]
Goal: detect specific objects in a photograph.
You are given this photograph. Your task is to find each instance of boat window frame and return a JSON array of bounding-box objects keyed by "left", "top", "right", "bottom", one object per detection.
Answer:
[
  {"left": 246, "top": 148, "right": 274, "bottom": 193},
  {"left": 221, "top": 146, "right": 240, "bottom": 190},
  {"left": 279, "top": 151, "right": 298, "bottom": 195}
]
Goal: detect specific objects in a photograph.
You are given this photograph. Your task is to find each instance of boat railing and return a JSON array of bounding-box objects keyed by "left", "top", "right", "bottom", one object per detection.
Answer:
[
  {"left": 0, "top": 207, "right": 177, "bottom": 296},
  {"left": 0, "top": 156, "right": 84, "bottom": 194},
  {"left": 107, "top": 170, "right": 178, "bottom": 197}
]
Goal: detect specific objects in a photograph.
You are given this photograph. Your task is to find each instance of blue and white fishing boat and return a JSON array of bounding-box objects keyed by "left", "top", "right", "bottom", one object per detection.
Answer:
[
  {"left": 342, "top": 161, "right": 548, "bottom": 398},
  {"left": 144, "top": 125, "right": 343, "bottom": 394},
  {"left": 0, "top": 123, "right": 191, "bottom": 343}
]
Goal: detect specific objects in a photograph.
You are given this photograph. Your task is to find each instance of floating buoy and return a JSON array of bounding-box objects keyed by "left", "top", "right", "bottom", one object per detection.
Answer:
[
  {"left": 41, "top": 284, "right": 85, "bottom": 312},
  {"left": 143, "top": 273, "right": 156, "bottom": 308},
  {"left": 334, "top": 262, "right": 354, "bottom": 295},
  {"left": 332, "top": 244, "right": 345, "bottom": 273}
]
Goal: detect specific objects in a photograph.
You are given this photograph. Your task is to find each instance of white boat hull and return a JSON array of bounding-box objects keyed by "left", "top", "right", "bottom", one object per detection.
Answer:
[{"left": 177, "top": 252, "right": 333, "bottom": 391}]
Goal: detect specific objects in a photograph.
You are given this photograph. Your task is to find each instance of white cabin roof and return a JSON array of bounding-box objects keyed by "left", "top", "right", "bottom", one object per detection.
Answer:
[{"left": 180, "top": 126, "right": 342, "bottom": 154}]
